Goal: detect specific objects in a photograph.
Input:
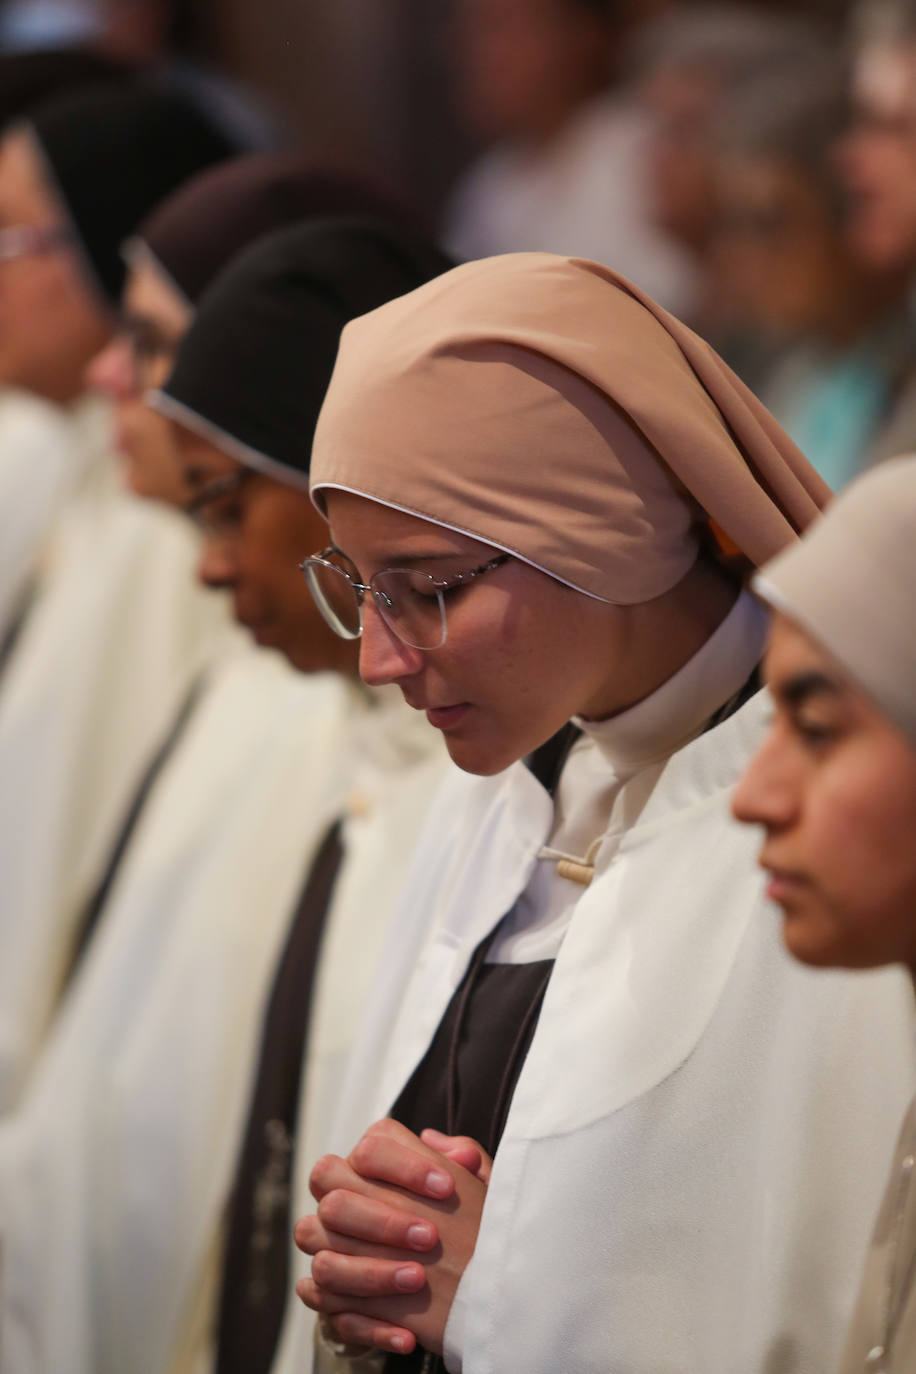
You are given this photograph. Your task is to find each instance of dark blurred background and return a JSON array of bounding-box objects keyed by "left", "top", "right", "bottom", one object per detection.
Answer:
[{"left": 4, "top": 0, "right": 913, "bottom": 492}]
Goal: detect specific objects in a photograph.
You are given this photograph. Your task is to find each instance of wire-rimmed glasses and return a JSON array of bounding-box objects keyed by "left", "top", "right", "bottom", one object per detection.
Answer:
[
  {"left": 182, "top": 469, "right": 253, "bottom": 538},
  {"left": 301, "top": 546, "right": 511, "bottom": 650},
  {"left": 0, "top": 223, "right": 72, "bottom": 263}
]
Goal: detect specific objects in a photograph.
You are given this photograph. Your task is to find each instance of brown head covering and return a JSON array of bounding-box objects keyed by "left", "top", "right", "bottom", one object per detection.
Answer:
[
  {"left": 754, "top": 454, "right": 916, "bottom": 747},
  {"left": 130, "top": 153, "right": 413, "bottom": 307},
  {"left": 310, "top": 253, "right": 828, "bottom": 603}
]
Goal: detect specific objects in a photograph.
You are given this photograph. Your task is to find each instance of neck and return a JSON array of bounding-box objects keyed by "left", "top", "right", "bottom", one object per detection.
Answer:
[{"left": 584, "top": 558, "right": 741, "bottom": 723}]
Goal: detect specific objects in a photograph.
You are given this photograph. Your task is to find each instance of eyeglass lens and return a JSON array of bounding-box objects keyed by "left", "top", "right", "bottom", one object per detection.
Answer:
[{"left": 305, "top": 561, "right": 448, "bottom": 650}]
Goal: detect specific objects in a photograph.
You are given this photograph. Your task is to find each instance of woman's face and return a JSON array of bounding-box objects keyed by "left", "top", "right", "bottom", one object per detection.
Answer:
[
  {"left": 180, "top": 432, "right": 358, "bottom": 676},
  {"left": 835, "top": 41, "right": 916, "bottom": 274},
  {"left": 0, "top": 128, "right": 111, "bottom": 404},
  {"left": 85, "top": 258, "right": 191, "bottom": 507},
  {"left": 712, "top": 157, "right": 852, "bottom": 339},
  {"left": 732, "top": 613, "right": 916, "bottom": 972},
  {"left": 324, "top": 491, "right": 650, "bottom": 776}
]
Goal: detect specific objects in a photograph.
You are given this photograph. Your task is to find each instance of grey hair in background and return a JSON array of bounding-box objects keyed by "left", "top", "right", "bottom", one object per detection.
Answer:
[
  {"left": 850, "top": 0, "right": 916, "bottom": 43},
  {"left": 630, "top": 5, "right": 825, "bottom": 89},
  {"left": 713, "top": 51, "right": 851, "bottom": 220}
]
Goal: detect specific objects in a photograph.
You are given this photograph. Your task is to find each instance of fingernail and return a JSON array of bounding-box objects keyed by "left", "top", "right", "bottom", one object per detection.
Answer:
[
  {"left": 407, "top": 1223, "right": 434, "bottom": 1248},
  {"left": 425, "top": 1169, "right": 451, "bottom": 1196},
  {"left": 395, "top": 1266, "right": 421, "bottom": 1291},
  {"left": 391, "top": 1334, "right": 412, "bottom": 1353}
]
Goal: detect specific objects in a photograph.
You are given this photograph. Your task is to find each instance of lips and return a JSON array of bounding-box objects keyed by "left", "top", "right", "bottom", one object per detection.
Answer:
[
  {"left": 759, "top": 856, "right": 808, "bottom": 906},
  {"left": 425, "top": 704, "right": 469, "bottom": 730}
]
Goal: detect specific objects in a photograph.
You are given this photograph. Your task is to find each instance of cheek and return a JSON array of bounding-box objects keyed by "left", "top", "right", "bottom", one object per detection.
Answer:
[{"left": 803, "top": 778, "right": 916, "bottom": 964}]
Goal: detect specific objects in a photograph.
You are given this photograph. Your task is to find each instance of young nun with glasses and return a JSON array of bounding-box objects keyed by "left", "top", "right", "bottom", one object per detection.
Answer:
[
  {"left": 731, "top": 455, "right": 916, "bottom": 1374},
  {"left": 288, "top": 253, "right": 916, "bottom": 1374}
]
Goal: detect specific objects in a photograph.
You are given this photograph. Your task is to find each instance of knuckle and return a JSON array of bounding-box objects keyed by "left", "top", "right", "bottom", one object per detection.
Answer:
[
  {"left": 293, "top": 1214, "right": 321, "bottom": 1253},
  {"left": 317, "top": 1189, "right": 345, "bottom": 1225},
  {"left": 350, "top": 1136, "right": 378, "bottom": 1174},
  {"left": 298, "top": 1280, "right": 321, "bottom": 1312},
  {"left": 310, "top": 1154, "right": 340, "bottom": 1198},
  {"left": 369, "top": 1117, "right": 401, "bottom": 1140},
  {"left": 310, "top": 1250, "right": 338, "bottom": 1287}
]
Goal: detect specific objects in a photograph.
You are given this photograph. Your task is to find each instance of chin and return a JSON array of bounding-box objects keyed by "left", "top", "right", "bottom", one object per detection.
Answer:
[
  {"left": 443, "top": 734, "right": 515, "bottom": 777},
  {"left": 781, "top": 914, "right": 877, "bottom": 972}
]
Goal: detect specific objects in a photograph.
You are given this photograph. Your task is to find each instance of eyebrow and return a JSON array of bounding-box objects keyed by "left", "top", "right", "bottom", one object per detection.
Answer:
[{"left": 774, "top": 670, "right": 845, "bottom": 708}]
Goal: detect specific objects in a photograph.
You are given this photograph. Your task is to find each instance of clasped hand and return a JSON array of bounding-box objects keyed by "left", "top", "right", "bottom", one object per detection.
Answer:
[{"left": 295, "top": 1119, "right": 491, "bottom": 1356}]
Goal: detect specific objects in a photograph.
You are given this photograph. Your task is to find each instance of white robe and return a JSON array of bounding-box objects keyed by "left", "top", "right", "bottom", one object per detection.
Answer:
[
  {"left": 0, "top": 389, "right": 104, "bottom": 641},
  {"left": 309, "top": 683, "right": 916, "bottom": 1374},
  {"left": 0, "top": 448, "right": 234, "bottom": 1110},
  {"left": 0, "top": 662, "right": 450, "bottom": 1374},
  {"left": 269, "top": 699, "right": 454, "bottom": 1374}
]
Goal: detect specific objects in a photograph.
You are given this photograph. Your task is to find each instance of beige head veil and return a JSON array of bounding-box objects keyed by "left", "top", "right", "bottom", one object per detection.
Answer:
[
  {"left": 755, "top": 455, "right": 916, "bottom": 747},
  {"left": 310, "top": 253, "right": 829, "bottom": 603}
]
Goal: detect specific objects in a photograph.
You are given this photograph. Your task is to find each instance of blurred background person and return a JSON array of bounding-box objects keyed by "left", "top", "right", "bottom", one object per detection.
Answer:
[
  {"left": 0, "top": 80, "right": 240, "bottom": 1111},
  {"left": 442, "top": 0, "right": 696, "bottom": 314},
  {"left": 637, "top": 5, "right": 827, "bottom": 352},
  {"left": 731, "top": 454, "right": 916, "bottom": 1374},
  {"left": 836, "top": 0, "right": 916, "bottom": 463},
  {"left": 0, "top": 45, "right": 132, "bottom": 648},
  {"left": 0, "top": 0, "right": 281, "bottom": 145},
  {"left": 709, "top": 55, "right": 914, "bottom": 489}
]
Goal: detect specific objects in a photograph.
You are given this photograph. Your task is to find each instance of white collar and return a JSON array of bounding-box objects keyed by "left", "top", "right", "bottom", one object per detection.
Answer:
[{"left": 574, "top": 589, "right": 768, "bottom": 776}]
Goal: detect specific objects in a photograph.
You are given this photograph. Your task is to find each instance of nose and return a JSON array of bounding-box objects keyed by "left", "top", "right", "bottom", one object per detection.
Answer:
[
  {"left": 357, "top": 598, "right": 425, "bottom": 688},
  {"left": 196, "top": 532, "right": 237, "bottom": 591},
  {"left": 85, "top": 335, "right": 134, "bottom": 400},
  {"left": 731, "top": 729, "right": 798, "bottom": 832}
]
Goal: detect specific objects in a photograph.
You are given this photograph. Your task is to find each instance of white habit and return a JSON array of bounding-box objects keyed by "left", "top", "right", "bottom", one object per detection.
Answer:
[
  {"left": 0, "top": 447, "right": 233, "bottom": 1110},
  {"left": 310, "top": 595, "right": 916, "bottom": 1374},
  {"left": 0, "top": 658, "right": 450, "bottom": 1374}
]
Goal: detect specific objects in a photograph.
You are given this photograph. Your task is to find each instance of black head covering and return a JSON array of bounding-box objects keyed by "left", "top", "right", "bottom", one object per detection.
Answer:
[
  {"left": 154, "top": 216, "right": 455, "bottom": 487},
  {"left": 25, "top": 81, "right": 238, "bottom": 306},
  {"left": 133, "top": 152, "right": 418, "bottom": 305},
  {"left": 0, "top": 46, "right": 134, "bottom": 131}
]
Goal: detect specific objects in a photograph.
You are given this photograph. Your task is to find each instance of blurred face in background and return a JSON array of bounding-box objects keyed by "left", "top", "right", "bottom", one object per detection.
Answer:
[
  {"left": 86, "top": 257, "right": 191, "bottom": 506},
  {"left": 0, "top": 126, "right": 111, "bottom": 404},
  {"left": 837, "top": 39, "right": 916, "bottom": 273},
  {"left": 643, "top": 62, "right": 718, "bottom": 253},
  {"left": 712, "top": 155, "right": 858, "bottom": 340},
  {"left": 448, "top": 0, "right": 612, "bottom": 142},
  {"left": 732, "top": 613, "right": 916, "bottom": 973},
  {"left": 179, "top": 431, "right": 359, "bottom": 675}
]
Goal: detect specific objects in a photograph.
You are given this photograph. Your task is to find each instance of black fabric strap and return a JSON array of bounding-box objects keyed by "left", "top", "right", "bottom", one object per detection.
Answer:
[
  {"left": 63, "top": 671, "right": 207, "bottom": 990},
  {"left": 0, "top": 574, "right": 38, "bottom": 682},
  {"left": 524, "top": 720, "right": 581, "bottom": 797},
  {"left": 214, "top": 817, "right": 344, "bottom": 1374},
  {"left": 385, "top": 943, "right": 554, "bottom": 1374}
]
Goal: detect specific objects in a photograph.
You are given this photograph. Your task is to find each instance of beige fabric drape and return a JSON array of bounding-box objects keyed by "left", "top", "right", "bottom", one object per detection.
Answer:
[{"left": 311, "top": 252, "right": 829, "bottom": 603}]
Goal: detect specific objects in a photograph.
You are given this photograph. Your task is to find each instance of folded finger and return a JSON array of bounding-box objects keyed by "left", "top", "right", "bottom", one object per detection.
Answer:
[
  {"left": 319, "top": 1188, "right": 439, "bottom": 1251},
  {"left": 332, "top": 1310, "right": 418, "bottom": 1356},
  {"left": 350, "top": 1134, "right": 454, "bottom": 1200},
  {"left": 311, "top": 1249, "right": 427, "bottom": 1299}
]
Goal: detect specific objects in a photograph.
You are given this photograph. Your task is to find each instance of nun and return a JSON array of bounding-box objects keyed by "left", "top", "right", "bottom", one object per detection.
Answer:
[
  {"left": 0, "top": 46, "right": 132, "bottom": 644},
  {"left": 287, "top": 253, "right": 916, "bottom": 1373},
  {"left": 0, "top": 80, "right": 243, "bottom": 1110},
  {"left": 0, "top": 213, "right": 453, "bottom": 1374},
  {"left": 731, "top": 455, "right": 916, "bottom": 1374}
]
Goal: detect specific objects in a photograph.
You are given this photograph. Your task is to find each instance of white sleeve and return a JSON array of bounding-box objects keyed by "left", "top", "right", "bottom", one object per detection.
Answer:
[{"left": 442, "top": 1259, "right": 475, "bottom": 1374}]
